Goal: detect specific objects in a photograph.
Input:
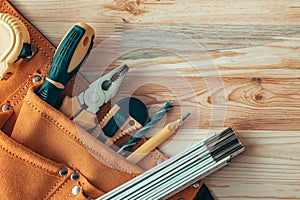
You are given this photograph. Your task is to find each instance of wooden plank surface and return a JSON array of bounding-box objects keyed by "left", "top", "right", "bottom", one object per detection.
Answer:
[{"left": 8, "top": 0, "right": 300, "bottom": 199}]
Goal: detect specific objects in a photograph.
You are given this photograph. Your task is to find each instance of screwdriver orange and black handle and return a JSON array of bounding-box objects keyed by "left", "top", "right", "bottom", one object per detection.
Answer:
[{"left": 37, "top": 22, "right": 95, "bottom": 106}]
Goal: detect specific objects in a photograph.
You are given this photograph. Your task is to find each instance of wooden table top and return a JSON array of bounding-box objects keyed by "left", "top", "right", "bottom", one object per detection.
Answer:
[{"left": 10, "top": 0, "right": 300, "bottom": 199}]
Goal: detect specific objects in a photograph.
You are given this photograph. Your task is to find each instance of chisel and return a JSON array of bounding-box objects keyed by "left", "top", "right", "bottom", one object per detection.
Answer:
[{"left": 36, "top": 22, "right": 95, "bottom": 106}]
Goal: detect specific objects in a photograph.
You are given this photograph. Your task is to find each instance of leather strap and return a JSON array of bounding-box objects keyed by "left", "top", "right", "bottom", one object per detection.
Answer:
[{"left": 0, "top": 0, "right": 54, "bottom": 134}]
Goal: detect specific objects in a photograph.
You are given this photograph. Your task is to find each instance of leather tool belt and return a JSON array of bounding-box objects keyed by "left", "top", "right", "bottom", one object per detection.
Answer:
[{"left": 0, "top": 1, "right": 214, "bottom": 199}]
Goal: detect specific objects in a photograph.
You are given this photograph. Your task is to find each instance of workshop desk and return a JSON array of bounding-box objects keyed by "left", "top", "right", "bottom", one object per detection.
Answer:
[{"left": 10, "top": 0, "right": 300, "bottom": 199}]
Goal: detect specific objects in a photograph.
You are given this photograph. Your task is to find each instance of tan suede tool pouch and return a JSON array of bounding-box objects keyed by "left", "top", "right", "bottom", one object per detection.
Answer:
[
  {"left": 0, "top": 1, "right": 204, "bottom": 199},
  {"left": 9, "top": 86, "right": 201, "bottom": 199},
  {"left": 10, "top": 85, "right": 142, "bottom": 197},
  {"left": 0, "top": 120, "right": 103, "bottom": 199}
]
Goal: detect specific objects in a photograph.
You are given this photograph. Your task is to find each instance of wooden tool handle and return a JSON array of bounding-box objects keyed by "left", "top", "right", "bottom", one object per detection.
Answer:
[{"left": 127, "top": 125, "right": 173, "bottom": 163}]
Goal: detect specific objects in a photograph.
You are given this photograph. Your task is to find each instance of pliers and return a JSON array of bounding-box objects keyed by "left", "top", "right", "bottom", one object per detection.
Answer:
[
  {"left": 78, "top": 64, "right": 128, "bottom": 114},
  {"left": 59, "top": 64, "right": 129, "bottom": 136}
]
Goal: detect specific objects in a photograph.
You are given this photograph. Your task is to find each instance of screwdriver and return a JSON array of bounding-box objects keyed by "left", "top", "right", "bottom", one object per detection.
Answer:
[{"left": 36, "top": 22, "right": 95, "bottom": 106}]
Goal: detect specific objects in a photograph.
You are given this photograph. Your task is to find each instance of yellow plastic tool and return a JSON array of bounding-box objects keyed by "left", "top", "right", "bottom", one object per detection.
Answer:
[{"left": 0, "top": 13, "right": 31, "bottom": 80}]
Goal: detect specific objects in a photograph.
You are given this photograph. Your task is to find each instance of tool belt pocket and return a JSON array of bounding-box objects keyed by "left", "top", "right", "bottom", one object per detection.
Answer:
[
  {"left": 9, "top": 85, "right": 148, "bottom": 196},
  {"left": 7, "top": 84, "right": 200, "bottom": 200},
  {"left": 0, "top": 112, "right": 103, "bottom": 199}
]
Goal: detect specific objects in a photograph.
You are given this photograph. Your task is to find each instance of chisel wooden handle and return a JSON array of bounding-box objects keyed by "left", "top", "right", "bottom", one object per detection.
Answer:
[
  {"left": 127, "top": 113, "right": 190, "bottom": 163},
  {"left": 37, "top": 22, "right": 95, "bottom": 106},
  {"left": 127, "top": 125, "right": 173, "bottom": 163}
]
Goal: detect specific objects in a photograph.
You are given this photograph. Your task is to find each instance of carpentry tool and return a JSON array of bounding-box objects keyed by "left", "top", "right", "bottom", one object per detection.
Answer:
[
  {"left": 36, "top": 22, "right": 95, "bottom": 106},
  {"left": 127, "top": 112, "right": 190, "bottom": 163},
  {"left": 0, "top": 13, "right": 37, "bottom": 80},
  {"left": 97, "top": 127, "right": 245, "bottom": 200},
  {"left": 118, "top": 101, "right": 174, "bottom": 156},
  {"left": 102, "top": 97, "right": 149, "bottom": 145},
  {"left": 59, "top": 65, "right": 134, "bottom": 142}
]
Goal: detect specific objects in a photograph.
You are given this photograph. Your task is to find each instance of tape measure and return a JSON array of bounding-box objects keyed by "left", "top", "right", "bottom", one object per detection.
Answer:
[{"left": 0, "top": 13, "right": 37, "bottom": 80}]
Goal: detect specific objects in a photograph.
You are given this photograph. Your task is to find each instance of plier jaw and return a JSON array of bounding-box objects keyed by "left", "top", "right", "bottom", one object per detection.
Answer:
[{"left": 78, "top": 64, "right": 129, "bottom": 114}]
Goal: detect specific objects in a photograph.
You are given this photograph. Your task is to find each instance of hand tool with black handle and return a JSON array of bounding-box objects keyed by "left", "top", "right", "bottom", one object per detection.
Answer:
[{"left": 36, "top": 22, "right": 95, "bottom": 106}]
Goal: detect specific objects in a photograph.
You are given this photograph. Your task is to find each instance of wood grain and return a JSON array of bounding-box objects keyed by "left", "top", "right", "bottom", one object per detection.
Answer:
[{"left": 8, "top": 0, "right": 300, "bottom": 199}]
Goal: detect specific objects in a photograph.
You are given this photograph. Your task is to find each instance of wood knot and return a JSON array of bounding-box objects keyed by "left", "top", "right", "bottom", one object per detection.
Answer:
[
  {"left": 122, "top": 18, "right": 129, "bottom": 23},
  {"left": 207, "top": 96, "right": 212, "bottom": 104},
  {"left": 251, "top": 77, "right": 262, "bottom": 85},
  {"left": 255, "top": 94, "right": 263, "bottom": 101},
  {"left": 107, "top": 0, "right": 146, "bottom": 16}
]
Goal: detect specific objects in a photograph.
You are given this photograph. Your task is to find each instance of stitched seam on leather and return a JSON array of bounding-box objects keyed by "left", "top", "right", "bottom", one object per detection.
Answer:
[
  {"left": 10, "top": 80, "right": 31, "bottom": 107},
  {"left": 25, "top": 99, "right": 136, "bottom": 175},
  {"left": 25, "top": 100, "right": 83, "bottom": 143},
  {"left": 43, "top": 178, "right": 68, "bottom": 200},
  {"left": 0, "top": 142, "right": 60, "bottom": 175},
  {"left": 47, "top": 179, "right": 71, "bottom": 200},
  {"left": 3, "top": 1, "right": 56, "bottom": 55},
  {"left": 84, "top": 145, "right": 136, "bottom": 176},
  {"left": 63, "top": 188, "right": 72, "bottom": 200},
  {"left": 2, "top": 1, "right": 54, "bottom": 63}
]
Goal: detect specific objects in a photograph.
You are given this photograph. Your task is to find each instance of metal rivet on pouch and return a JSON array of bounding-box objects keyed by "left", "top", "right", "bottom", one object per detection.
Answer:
[
  {"left": 191, "top": 182, "right": 200, "bottom": 188},
  {"left": 71, "top": 172, "right": 80, "bottom": 181},
  {"left": 1, "top": 104, "right": 10, "bottom": 112},
  {"left": 58, "top": 168, "right": 68, "bottom": 176},
  {"left": 32, "top": 74, "right": 42, "bottom": 83},
  {"left": 72, "top": 185, "right": 80, "bottom": 195}
]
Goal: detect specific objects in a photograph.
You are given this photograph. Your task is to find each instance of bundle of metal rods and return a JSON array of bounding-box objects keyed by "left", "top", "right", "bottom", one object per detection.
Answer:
[{"left": 97, "top": 127, "right": 245, "bottom": 200}]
